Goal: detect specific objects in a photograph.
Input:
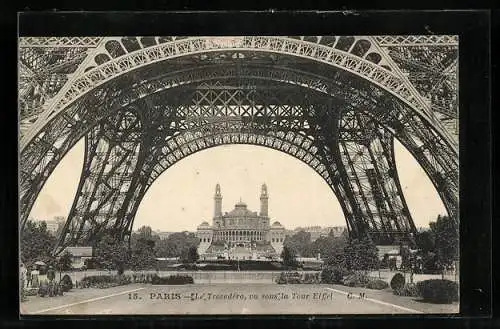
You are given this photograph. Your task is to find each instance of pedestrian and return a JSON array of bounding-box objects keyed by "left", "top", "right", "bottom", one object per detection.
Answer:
[
  {"left": 26, "top": 267, "right": 32, "bottom": 287},
  {"left": 47, "top": 266, "right": 56, "bottom": 283},
  {"left": 31, "top": 268, "right": 39, "bottom": 288},
  {"left": 20, "top": 264, "right": 27, "bottom": 288}
]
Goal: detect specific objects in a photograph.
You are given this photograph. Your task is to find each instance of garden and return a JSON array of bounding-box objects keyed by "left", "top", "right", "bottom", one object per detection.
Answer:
[{"left": 315, "top": 267, "right": 459, "bottom": 304}]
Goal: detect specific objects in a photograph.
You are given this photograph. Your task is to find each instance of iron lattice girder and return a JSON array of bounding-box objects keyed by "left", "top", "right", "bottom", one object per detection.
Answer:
[
  {"left": 372, "top": 99, "right": 458, "bottom": 220},
  {"left": 338, "top": 111, "right": 416, "bottom": 245},
  {"left": 20, "top": 36, "right": 458, "bottom": 152},
  {"left": 57, "top": 98, "right": 413, "bottom": 251},
  {"left": 20, "top": 74, "right": 458, "bottom": 234},
  {"left": 18, "top": 44, "right": 97, "bottom": 139},
  {"left": 54, "top": 106, "right": 345, "bottom": 252},
  {"left": 374, "top": 35, "right": 458, "bottom": 47},
  {"left": 55, "top": 111, "right": 144, "bottom": 253},
  {"left": 382, "top": 43, "right": 459, "bottom": 141}
]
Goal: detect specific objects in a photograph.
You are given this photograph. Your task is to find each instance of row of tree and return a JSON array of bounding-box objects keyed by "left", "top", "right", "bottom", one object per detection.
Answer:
[
  {"left": 21, "top": 215, "right": 457, "bottom": 275},
  {"left": 282, "top": 233, "right": 379, "bottom": 271},
  {"left": 20, "top": 222, "right": 201, "bottom": 274},
  {"left": 282, "top": 215, "right": 458, "bottom": 274},
  {"left": 91, "top": 227, "right": 200, "bottom": 274}
]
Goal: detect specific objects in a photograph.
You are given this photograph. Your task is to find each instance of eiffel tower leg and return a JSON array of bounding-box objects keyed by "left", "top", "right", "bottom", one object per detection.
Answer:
[
  {"left": 54, "top": 110, "right": 146, "bottom": 254},
  {"left": 373, "top": 102, "right": 458, "bottom": 223},
  {"left": 338, "top": 111, "right": 417, "bottom": 245}
]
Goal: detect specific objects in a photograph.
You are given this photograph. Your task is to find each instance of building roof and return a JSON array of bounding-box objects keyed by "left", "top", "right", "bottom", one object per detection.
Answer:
[
  {"left": 272, "top": 221, "right": 282, "bottom": 227},
  {"left": 62, "top": 246, "right": 93, "bottom": 257},
  {"left": 224, "top": 201, "right": 259, "bottom": 218}
]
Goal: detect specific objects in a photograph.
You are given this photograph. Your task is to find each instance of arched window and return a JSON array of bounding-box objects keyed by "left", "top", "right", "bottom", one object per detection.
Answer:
[
  {"left": 319, "top": 36, "right": 336, "bottom": 47},
  {"left": 365, "top": 52, "right": 382, "bottom": 64},
  {"left": 140, "top": 37, "right": 157, "bottom": 48},
  {"left": 351, "top": 39, "right": 372, "bottom": 57},
  {"left": 94, "top": 53, "right": 111, "bottom": 65},
  {"left": 302, "top": 36, "right": 318, "bottom": 43},
  {"left": 335, "top": 36, "right": 355, "bottom": 52},
  {"left": 105, "top": 40, "right": 126, "bottom": 58},
  {"left": 121, "top": 37, "right": 142, "bottom": 52}
]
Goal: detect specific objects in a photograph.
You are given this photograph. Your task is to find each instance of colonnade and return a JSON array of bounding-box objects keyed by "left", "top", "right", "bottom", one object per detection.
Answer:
[{"left": 213, "top": 230, "right": 266, "bottom": 242}]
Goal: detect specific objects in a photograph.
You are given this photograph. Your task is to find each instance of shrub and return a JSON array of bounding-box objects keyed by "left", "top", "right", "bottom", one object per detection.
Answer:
[
  {"left": 342, "top": 272, "right": 369, "bottom": 287},
  {"left": 275, "top": 272, "right": 303, "bottom": 284},
  {"left": 80, "top": 274, "right": 131, "bottom": 289},
  {"left": 151, "top": 274, "right": 194, "bottom": 285},
  {"left": 394, "top": 283, "right": 420, "bottom": 297},
  {"left": 365, "top": 279, "right": 389, "bottom": 290},
  {"left": 321, "top": 266, "right": 349, "bottom": 284},
  {"left": 390, "top": 273, "right": 405, "bottom": 291},
  {"left": 276, "top": 272, "right": 287, "bottom": 284},
  {"left": 60, "top": 274, "right": 73, "bottom": 292},
  {"left": 416, "top": 279, "right": 458, "bottom": 304},
  {"left": 302, "top": 273, "right": 320, "bottom": 284}
]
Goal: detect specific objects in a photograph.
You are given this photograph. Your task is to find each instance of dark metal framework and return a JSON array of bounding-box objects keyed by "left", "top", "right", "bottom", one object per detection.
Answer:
[{"left": 18, "top": 37, "right": 459, "bottom": 254}]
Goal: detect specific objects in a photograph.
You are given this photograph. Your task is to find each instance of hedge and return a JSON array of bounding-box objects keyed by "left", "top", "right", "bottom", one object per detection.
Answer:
[
  {"left": 390, "top": 273, "right": 405, "bottom": 291},
  {"left": 60, "top": 274, "right": 73, "bottom": 292},
  {"left": 151, "top": 274, "right": 194, "bottom": 285},
  {"left": 365, "top": 279, "right": 389, "bottom": 290},
  {"left": 342, "top": 272, "right": 369, "bottom": 287},
  {"left": 79, "top": 274, "right": 131, "bottom": 289},
  {"left": 321, "top": 266, "right": 349, "bottom": 284},
  {"left": 276, "top": 272, "right": 313, "bottom": 284},
  {"left": 38, "top": 282, "right": 64, "bottom": 297},
  {"left": 393, "top": 283, "right": 420, "bottom": 297},
  {"left": 416, "top": 279, "right": 458, "bottom": 303}
]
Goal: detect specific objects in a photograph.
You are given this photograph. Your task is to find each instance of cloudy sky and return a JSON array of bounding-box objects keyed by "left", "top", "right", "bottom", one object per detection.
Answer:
[{"left": 29, "top": 138, "right": 446, "bottom": 232}]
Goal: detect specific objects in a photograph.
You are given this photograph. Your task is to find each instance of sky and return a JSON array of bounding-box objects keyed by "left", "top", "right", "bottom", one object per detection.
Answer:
[{"left": 29, "top": 139, "right": 447, "bottom": 232}]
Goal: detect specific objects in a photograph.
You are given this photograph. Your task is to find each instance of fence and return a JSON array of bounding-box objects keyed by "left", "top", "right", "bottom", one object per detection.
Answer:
[{"left": 368, "top": 270, "right": 459, "bottom": 284}]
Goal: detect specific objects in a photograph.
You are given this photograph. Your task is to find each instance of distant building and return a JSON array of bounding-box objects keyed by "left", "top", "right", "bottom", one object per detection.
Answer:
[
  {"left": 196, "top": 184, "right": 286, "bottom": 260},
  {"left": 153, "top": 230, "right": 176, "bottom": 240},
  {"left": 292, "top": 226, "right": 346, "bottom": 242},
  {"left": 44, "top": 216, "right": 65, "bottom": 236},
  {"left": 61, "top": 246, "right": 93, "bottom": 269}
]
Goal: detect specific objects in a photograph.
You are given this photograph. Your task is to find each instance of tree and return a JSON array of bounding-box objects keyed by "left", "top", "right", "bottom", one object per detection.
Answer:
[
  {"left": 181, "top": 246, "right": 200, "bottom": 264},
  {"left": 128, "top": 237, "right": 157, "bottom": 270},
  {"left": 281, "top": 246, "right": 298, "bottom": 269},
  {"left": 429, "top": 215, "right": 458, "bottom": 275},
  {"left": 58, "top": 251, "right": 73, "bottom": 271},
  {"left": 312, "top": 233, "right": 348, "bottom": 266},
  {"left": 20, "top": 220, "right": 57, "bottom": 268},
  {"left": 343, "top": 238, "right": 379, "bottom": 271},
  {"left": 283, "top": 230, "right": 311, "bottom": 257},
  {"left": 415, "top": 230, "right": 435, "bottom": 254},
  {"left": 154, "top": 232, "right": 199, "bottom": 258},
  {"left": 94, "top": 232, "right": 130, "bottom": 275}
]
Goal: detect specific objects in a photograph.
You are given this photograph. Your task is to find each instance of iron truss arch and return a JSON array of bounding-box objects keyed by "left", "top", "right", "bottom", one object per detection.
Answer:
[
  {"left": 17, "top": 39, "right": 458, "bottom": 253},
  {"left": 54, "top": 82, "right": 417, "bottom": 252},
  {"left": 20, "top": 36, "right": 456, "bottom": 152}
]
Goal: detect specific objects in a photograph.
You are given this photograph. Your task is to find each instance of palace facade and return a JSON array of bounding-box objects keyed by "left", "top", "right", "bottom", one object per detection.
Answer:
[{"left": 196, "top": 184, "right": 285, "bottom": 260}]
